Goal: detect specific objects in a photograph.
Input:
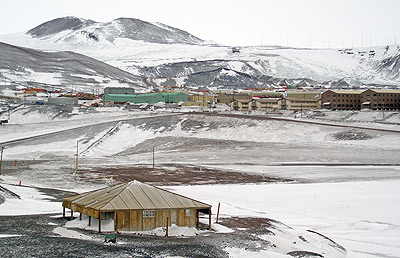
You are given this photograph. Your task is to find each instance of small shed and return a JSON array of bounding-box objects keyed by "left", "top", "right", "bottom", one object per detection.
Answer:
[{"left": 62, "top": 180, "right": 212, "bottom": 232}]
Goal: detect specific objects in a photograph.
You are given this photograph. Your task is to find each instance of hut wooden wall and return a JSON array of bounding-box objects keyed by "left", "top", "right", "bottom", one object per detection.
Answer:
[
  {"left": 115, "top": 210, "right": 142, "bottom": 231},
  {"left": 177, "top": 208, "right": 197, "bottom": 227},
  {"left": 114, "top": 208, "right": 198, "bottom": 231},
  {"left": 155, "top": 210, "right": 169, "bottom": 228}
]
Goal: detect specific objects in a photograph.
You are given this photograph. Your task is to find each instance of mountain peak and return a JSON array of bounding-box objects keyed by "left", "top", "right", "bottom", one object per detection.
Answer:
[
  {"left": 25, "top": 16, "right": 204, "bottom": 45},
  {"left": 27, "top": 17, "right": 95, "bottom": 38}
]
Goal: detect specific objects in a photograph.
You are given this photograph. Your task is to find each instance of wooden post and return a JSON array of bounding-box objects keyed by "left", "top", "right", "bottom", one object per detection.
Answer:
[
  {"left": 209, "top": 208, "right": 212, "bottom": 229},
  {"left": 166, "top": 217, "right": 169, "bottom": 237},
  {"left": 63, "top": 207, "right": 65, "bottom": 218},
  {"left": 89, "top": 216, "right": 91, "bottom": 226},
  {"left": 98, "top": 213, "right": 102, "bottom": 233},
  {"left": 70, "top": 209, "right": 73, "bottom": 218},
  {"left": 114, "top": 213, "right": 117, "bottom": 231},
  {"left": 79, "top": 213, "right": 82, "bottom": 221},
  {"left": 216, "top": 203, "right": 220, "bottom": 223},
  {"left": 196, "top": 210, "right": 199, "bottom": 227}
]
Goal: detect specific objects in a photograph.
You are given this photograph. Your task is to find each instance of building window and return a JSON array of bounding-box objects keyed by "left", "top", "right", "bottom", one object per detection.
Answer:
[
  {"left": 143, "top": 210, "right": 155, "bottom": 218},
  {"left": 185, "top": 209, "right": 191, "bottom": 217}
]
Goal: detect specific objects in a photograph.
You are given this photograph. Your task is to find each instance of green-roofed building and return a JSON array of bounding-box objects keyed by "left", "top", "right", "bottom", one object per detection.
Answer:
[
  {"left": 162, "top": 92, "right": 189, "bottom": 103},
  {"left": 103, "top": 92, "right": 188, "bottom": 104}
]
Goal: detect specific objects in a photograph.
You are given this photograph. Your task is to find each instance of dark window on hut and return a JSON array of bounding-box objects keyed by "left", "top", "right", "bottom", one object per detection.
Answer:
[{"left": 143, "top": 210, "right": 155, "bottom": 218}]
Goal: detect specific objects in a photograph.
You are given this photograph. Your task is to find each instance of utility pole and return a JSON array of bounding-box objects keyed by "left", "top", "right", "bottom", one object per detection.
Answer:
[
  {"left": 7, "top": 103, "right": 10, "bottom": 121},
  {"left": 152, "top": 146, "right": 155, "bottom": 170},
  {"left": 0, "top": 146, "right": 4, "bottom": 175},
  {"left": 75, "top": 141, "right": 79, "bottom": 174},
  {"left": 361, "top": 30, "right": 363, "bottom": 48}
]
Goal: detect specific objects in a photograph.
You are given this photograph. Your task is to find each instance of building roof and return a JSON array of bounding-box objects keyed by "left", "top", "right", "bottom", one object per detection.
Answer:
[
  {"left": 286, "top": 91, "right": 322, "bottom": 95},
  {"left": 364, "top": 89, "right": 400, "bottom": 94},
  {"left": 235, "top": 98, "right": 252, "bottom": 103},
  {"left": 326, "top": 90, "right": 364, "bottom": 94},
  {"left": 161, "top": 92, "right": 188, "bottom": 96},
  {"left": 63, "top": 180, "right": 211, "bottom": 211}
]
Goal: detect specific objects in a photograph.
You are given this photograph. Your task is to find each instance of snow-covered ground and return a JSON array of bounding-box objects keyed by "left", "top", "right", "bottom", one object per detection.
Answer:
[
  {"left": 169, "top": 180, "right": 400, "bottom": 258},
  {"left": 1, "top": 106, "right": 399, "bottom": 257},
  {"left": 0, "top": 183, "right": 59, "bottom": 216}
]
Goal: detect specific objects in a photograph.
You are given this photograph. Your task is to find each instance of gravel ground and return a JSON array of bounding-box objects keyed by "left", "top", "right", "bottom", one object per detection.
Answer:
[
  {"left": 79, "top": 163, "right": 293, "bottom": 186},
  {"left": 0, "top": 213, "right": 280, "bottom": 258}
]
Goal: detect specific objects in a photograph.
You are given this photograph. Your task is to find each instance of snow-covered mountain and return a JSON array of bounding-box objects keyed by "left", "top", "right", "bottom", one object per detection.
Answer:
[
  {"left": 0, "top": 16, "right": 399, "bottom": 91},
  {"left": 0, "top": 41, "right": 148, "bottom": 91},
  {"left": 27, "top": 16, "right": 204, "bottom": 45}
]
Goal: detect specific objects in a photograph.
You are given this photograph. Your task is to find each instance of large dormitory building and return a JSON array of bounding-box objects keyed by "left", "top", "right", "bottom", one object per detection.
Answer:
[
  {"left": 226, "top": 89, "right": 400, "bottom": 112},
  {"left": 321, "top": 89, "right": 400, "bottom": 110}
]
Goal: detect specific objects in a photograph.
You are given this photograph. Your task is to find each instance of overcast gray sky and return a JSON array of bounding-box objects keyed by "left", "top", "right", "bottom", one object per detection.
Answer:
[{"left": 1, "top": 0, "right": 399, "bottom": 48}]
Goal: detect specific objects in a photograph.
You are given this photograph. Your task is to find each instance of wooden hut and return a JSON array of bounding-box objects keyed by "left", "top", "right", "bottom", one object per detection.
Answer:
[{"left": 62, "top": 180, "right": 212, "bottom": 232}]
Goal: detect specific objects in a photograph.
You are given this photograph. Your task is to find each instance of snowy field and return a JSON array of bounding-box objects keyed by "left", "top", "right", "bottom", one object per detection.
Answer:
[
  {"left": 0, "top": 105, "right": 399, "bottom": 257},
  {"left": 170, "top": 181, "right": 400, "bottom": 258}
]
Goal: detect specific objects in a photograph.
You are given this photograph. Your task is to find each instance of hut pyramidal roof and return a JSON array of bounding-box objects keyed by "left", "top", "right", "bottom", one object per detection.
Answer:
[{"left": 63, "top": 180, "right": 211, "bottom": 211}]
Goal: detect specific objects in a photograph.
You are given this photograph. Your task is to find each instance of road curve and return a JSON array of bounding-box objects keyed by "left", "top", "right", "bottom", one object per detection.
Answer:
[{"left": 0, "top": 113, "right": 180, "bottom": 146}]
